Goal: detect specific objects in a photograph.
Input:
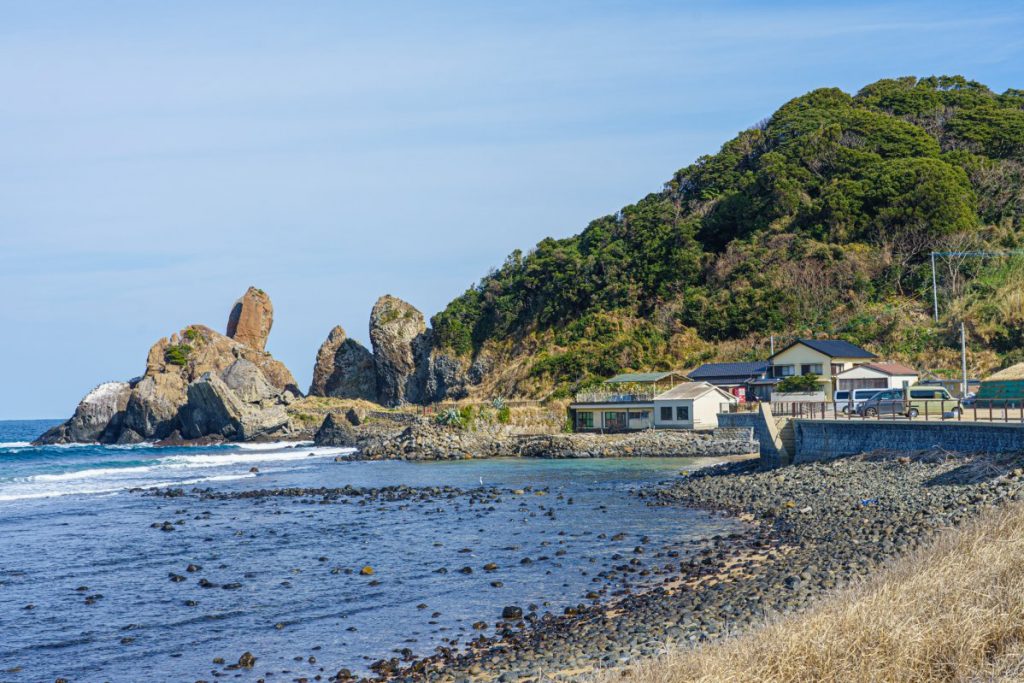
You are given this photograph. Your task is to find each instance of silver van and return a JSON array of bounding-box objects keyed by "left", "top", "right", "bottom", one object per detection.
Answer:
[{"left": 835, "top": 388, "right": 885, "bottom": 414}]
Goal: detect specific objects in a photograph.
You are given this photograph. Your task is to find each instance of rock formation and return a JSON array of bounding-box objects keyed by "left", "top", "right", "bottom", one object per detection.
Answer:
[
  {"left": 36, "top": 288, "right": 300, "bottom": 445},
  {"left": 309, "top": 294, "right": 478, "bottom": 407},
  {"left": 369, "top": 295, "right": 428, "bottom": 406},
  {"left": 308, "top": 326, "right": 378, "bottom": 401},
  {"left": 226, "top": 286, "right": 274, "bottom": 351},
  {"left": 313, "top": 412, "right": 359, "bottom": 447},
  {"left": 36, "top": 381, "right": 135, "bottom": 444}
]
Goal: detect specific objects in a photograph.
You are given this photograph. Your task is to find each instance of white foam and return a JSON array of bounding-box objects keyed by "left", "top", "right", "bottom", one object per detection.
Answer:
[
  {"left": 235, "top": 440, "right": 314, "bottom": 451},
  {"left": 0, "top": 441, "right": 32, "bottom": 448}
]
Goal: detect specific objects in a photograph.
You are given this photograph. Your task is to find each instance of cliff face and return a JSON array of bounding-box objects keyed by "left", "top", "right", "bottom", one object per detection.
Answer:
[
  {"left": 308, "top": 326, "right": 378, "bottom": 401},
  {"left": 36, "top": 289, "right": 300, "bottom": 445}
]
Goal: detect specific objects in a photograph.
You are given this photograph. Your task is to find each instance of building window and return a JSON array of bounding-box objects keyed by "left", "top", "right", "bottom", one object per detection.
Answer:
[
  {"left": 774, "top": 365, "right": 794, "bottom": 377},
  {"left": 676, "top": 406, "right": 689, "bottom": 421},
  {"left": 628, "top": 411, "right": 647, "bottom": 420},
  {"left": 577, "top": 411, "right": 593, "bottom": 430},
  {"left": 831, "top": 363, "right": 845, "bottom": 375},
  {"left": 660, "top": 406, "right": 673, "bottom": 421},
  {"left": 801, "top": 364, "right": 823, "bottom": 375}
]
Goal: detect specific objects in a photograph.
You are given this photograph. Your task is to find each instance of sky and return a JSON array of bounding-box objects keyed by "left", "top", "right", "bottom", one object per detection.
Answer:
[{"left": 1, "top": 1, "right": 1022, "bottom": 419}]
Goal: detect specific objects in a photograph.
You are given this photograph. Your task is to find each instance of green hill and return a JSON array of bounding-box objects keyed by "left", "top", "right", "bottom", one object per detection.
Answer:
[{"left": 431, "top": 76, "right": 1024, "bottom": 398}]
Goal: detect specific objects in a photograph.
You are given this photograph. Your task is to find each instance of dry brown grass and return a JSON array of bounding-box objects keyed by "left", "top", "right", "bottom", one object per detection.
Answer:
[{"left": 599, "top": 504, "right": 1024, "bottom": 683}]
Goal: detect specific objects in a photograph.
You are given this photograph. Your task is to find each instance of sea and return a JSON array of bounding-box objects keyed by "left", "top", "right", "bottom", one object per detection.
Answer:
[{"left": 0, "top": 419, "right": 742, "bottom": 682}]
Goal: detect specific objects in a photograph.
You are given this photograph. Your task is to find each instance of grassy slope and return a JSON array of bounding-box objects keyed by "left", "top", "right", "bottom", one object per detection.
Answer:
[
  {"left": 430, "top": 76, "right": 1024, "bottom": 400},
  {"left": 599, "top": 502, "right": 1024, "bottom": 683}
]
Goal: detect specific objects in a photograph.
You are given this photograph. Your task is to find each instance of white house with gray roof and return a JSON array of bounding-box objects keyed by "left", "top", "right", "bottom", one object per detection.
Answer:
[{"left": 569, "top": 373, "right": 737, "bottom": 432}]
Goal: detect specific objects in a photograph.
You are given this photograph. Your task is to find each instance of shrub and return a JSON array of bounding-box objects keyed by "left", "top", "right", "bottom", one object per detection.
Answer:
[
  {"left": 165, "top": 343, "right": 192, "bottom": 366},
  {"left": 433, "top": 408, "right": 463, "bottom": 428},
  {"left": 776, "top": 374, "right": 823, "bottom": 392}
]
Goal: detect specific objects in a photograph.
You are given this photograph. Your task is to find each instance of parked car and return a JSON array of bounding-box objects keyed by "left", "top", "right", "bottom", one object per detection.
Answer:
[
  {"left": 857, "top": 386, "right": 960, "bottom": 418},
  {"left": 835, "top": 388, "right": 885, "bottom": 414}
]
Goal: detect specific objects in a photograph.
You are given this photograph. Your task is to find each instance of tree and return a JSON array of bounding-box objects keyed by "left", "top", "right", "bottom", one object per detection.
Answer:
[{"left": 776, "top": 374, "right": 823, "bottom": 392}]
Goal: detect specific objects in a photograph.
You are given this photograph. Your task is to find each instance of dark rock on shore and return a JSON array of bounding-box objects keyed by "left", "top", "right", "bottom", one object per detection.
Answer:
[{"left": 314, "top": 413, "right": 358, "bottom": 448}]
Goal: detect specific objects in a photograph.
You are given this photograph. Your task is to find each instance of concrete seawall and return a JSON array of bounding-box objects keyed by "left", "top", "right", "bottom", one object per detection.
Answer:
[{"left": 793, "top": 419, "right": 1024, "bottom": 464}]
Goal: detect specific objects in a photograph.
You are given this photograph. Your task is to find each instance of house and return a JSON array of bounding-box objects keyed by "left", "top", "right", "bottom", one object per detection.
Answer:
[
  {"left": 569, "top": 379, "right": 737, "bottom": 432},
  {"left": 766, "top": 339, "right": 877, "bottom": 397},
  {"left": 835, "top": 362, "right": 919, "bottom": 392},
  {"left": 687, "top": 361, "right": 770, "bottom": 401}
]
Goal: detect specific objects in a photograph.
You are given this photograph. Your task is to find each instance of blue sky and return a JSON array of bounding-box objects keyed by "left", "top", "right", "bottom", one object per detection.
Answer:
[{"left": 1, "top": 1, "right": 1022, "bottom": 418}]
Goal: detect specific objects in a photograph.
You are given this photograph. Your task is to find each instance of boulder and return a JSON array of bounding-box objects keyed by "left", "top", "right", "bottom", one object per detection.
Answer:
[
  {"left": 309, "top": 326, "right": 379, "bottom": 401},
  {"left": 226, "top": 286, "right": 274, "bottom": 351},
  {"left": 313, "top": 413, "right": 359, "bottom": 447},
  {"left": 34, "top": 381, "right": 133, "bottom": 445},
  {"left": 181, "top": 372, "right": 289, "bottom": 441},
  {"left": 221, "top": 358, "right": 278, "bottom": 404},
  {"left": 369, "top": 295, "right": 427, "bottom": 406}
]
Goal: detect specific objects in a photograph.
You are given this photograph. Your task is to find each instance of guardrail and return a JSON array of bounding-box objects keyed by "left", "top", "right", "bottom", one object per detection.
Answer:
[
  {"left": 573, "top": 392, "right": 656, "bottom": 404},
  {"left": 720, "top": 400, "right": 1024, "bottom": 423}
]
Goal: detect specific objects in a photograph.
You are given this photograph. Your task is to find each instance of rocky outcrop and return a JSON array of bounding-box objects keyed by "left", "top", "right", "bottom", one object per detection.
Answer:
[
  {"left": 180, "top": 372, "right": 289, "bottom": 441},
  {"left": 313, "top": 413, "right": 359, "bottom": 447},
  {"left": 37, "top": 288, "right": 301, "bottom": 445},
  {"left": 308, "top": 326, "right": 378, "bottom": 400},
  {"left": 35, "top": 381, "right": 134, "bottom": 444},
  {"left": 226, "top": 286, "right": 273, "bottom": 351},
  {"left": 310, "top": 294, "right": 488, "bottom": 407},
  {"left": 369, "top": 295, "right": 428, "bottom": 406}
]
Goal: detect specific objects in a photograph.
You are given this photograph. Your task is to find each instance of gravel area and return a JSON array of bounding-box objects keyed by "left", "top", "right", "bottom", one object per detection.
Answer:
[{"left": 364, "top": 450, "right": 1024, "bottom": 682}]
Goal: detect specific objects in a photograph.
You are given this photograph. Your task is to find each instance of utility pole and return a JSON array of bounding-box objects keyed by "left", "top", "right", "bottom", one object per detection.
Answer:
[
  {"left": 931, "top": 252, "right": 939, "bottom": 322},
  {"left": 770, "top": 334, "right": 775, "bottom": 356},
  {"left": 960, "top": 322, "right": 969, "bottom": 398}
]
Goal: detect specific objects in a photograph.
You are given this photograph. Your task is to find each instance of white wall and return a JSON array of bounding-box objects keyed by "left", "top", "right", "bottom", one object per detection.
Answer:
[{"left": 653, "top": 399, "right": 694, "bottom": 429}]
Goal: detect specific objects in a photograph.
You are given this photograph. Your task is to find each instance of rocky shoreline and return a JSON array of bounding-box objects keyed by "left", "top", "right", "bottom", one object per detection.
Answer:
[
  {"left": 315, "top": 410, "right": 757, "bottom": 461},
  {"left": 355, "top": 449, "right": 1024, "bottom": 682}
]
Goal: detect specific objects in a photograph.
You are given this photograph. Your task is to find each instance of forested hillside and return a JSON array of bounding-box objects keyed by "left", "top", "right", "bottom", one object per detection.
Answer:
[{"left": 431, "top": 76, "right": 1024, "bottom": 398}]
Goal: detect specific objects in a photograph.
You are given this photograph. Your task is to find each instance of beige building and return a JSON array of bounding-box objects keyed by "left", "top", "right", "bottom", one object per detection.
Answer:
[{"left": 767, "top": 339, "right": 877, "bottom": 396}]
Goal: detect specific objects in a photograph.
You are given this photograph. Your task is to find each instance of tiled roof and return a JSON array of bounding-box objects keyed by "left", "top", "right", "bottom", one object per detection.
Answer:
[
  {"left": 654, "top": 382, "right": 726, "bottom": 400},
  {"left": 863, "top": 362, "right": 918, "bottom": 376},
  {"left": 688, "top": 361, "right": 769, "bottom": 379},
  {"left": 773, "top": 338, "right": 876, "bottom": 359},
  {"left": 604, "top": 371, "right": 685, "bottom": 383}
]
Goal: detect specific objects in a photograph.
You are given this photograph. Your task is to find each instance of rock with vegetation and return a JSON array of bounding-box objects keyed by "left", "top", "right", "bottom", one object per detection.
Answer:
[
  {"left": 308, "top": 325, "right": 379, "bottom": 401},
  {"left": 226, "top": 286, "right": 274, "bottom": 351},
  {"left": 369, "top": 295, "right": 430, "bottom": 406},
  {"left": 37, "top": 290, "right": 301, "bottom": 444}
]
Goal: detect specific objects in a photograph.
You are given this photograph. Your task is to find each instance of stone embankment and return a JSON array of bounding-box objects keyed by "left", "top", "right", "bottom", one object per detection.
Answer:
[
  {"left": 314, "top": 411, "right": 756, "bottom": 460},
  {"left": 372, "top": 449, "right": 1024, "bottom": 681}
]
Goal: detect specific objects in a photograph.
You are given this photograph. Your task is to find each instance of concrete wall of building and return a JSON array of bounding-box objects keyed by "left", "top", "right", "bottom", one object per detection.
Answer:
[{"left": 792, "top": 419, "right": 1024, "bottom": 464}]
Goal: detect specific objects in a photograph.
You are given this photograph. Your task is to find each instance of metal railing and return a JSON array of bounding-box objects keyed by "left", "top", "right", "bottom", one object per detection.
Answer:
[
  {"left": 721, "top": 400, "right": 1024, "bottom": 423},
  {"left": 573, "top": 391, "right": 656, "bottom": 404}
]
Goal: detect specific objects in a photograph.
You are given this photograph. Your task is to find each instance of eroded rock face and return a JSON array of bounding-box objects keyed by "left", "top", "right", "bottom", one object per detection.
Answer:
[
  {"left": 369, "top": 295, "right": 428, "bottom": 406},
  {"left": 180, "top": 372, "right": 289, "bottom": 441},
  {"left": 309, "top": 326, "right": 378, "bottom": 401},
  {"left": 226, "top": 286, "right": 274, "bottom": 351},
  {"left": 35, "top": 381, "right": 134, "bottom": 444},
  {"left": 38, "top": 300, "right": 300, "bottom": 444}
]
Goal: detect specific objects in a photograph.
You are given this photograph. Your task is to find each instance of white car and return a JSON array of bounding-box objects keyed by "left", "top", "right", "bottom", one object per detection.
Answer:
[{"left": 835, "top": 388, "right": 886, "bottom": 413}]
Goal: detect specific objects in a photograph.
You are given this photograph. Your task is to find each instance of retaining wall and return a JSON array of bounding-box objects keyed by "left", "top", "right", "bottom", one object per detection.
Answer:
[
  {"left": 793, "top": 419, "right": 1024, "bottom": 464},
  {"left": 719, "top": 411, "right": 790, "bottom": 467}
]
